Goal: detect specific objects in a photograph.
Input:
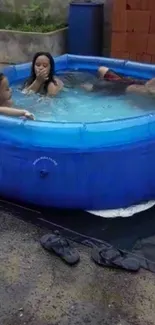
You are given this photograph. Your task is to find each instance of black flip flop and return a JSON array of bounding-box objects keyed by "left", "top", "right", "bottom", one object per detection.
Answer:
[
  {"left": 91, "top": 244, "right": 140, "bottom": 272},
  {"left": 40, "top": 232, "right": 80, "bottom": 265}
]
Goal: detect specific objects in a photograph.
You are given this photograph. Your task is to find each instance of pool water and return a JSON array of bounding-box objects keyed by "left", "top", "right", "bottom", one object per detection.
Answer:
[{"left": 11, "top": 71, "right": 155, "bottom": 123}]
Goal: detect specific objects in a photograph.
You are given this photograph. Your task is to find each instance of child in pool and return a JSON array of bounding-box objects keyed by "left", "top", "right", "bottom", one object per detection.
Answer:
[
  {"left": 0, "top": 73, "right": 34, "bottom": 119},
  {"left": 83, "top": 66, "right": 155, "bottom": 96},
  {"left": 24, "top": 52, "right": 63, "bottom": 96}
]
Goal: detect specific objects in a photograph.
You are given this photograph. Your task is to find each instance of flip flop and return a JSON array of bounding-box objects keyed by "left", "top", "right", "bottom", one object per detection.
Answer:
[
  {"left": 91, "top": 244, "right": 140, "bottom": 272},
  {"left": 40, "top": 232, "right": 80, "bottom": 265}
]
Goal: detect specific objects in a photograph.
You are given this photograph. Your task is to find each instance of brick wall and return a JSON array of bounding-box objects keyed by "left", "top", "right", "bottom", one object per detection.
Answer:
[{"left": 110, "top": 0, "right": 155, "bottom": 63}]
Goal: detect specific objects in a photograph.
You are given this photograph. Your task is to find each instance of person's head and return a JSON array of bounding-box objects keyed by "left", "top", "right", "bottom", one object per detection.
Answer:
[
  {"left": 33, "top": 52, "right": 53, "bottom": 77},
  {"left": 27, "top": 52, "right": 56, "bottom": 94},
  {"left": 0, "top": 73, "right": 12, "bottom": 105}
]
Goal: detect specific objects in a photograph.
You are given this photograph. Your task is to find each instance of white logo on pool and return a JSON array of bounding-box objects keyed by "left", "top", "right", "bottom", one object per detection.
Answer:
[{"left": 33, "top": 156, "right": 58, "bottom": 166}]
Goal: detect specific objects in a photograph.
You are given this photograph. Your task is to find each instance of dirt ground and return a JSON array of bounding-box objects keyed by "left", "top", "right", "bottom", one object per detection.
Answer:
[{"left": 0, "top": 210, "right": 155, "bottom": 325}]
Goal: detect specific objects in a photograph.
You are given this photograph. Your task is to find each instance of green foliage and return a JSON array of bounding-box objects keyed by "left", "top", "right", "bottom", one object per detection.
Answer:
[
  {"left": 4, "top": 22, "right": 66, "bottom": 33},
  {"left": 0, "top": 0, "right": 66, "bottom": 33},
  {"left": 21, "top": 0, "right": 50, "bottom": 26}
]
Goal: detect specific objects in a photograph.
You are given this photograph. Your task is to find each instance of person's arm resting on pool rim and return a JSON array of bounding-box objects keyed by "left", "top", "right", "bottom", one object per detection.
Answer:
[{"left": 0, "top": 107, "right": 35, "bottom": 120}]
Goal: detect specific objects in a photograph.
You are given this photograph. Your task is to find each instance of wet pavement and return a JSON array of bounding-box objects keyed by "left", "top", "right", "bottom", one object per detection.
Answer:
[{"left": 0, "top": 210, "right": 155, "bottom": 325}]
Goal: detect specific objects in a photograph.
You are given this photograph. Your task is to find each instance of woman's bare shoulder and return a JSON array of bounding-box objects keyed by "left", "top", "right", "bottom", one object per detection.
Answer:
[
  {"left": 55, "top": 77, "right": 64, "bottom": 87},
  {"left": 47, "top": 78, "right": 63, "bottom": 96}
]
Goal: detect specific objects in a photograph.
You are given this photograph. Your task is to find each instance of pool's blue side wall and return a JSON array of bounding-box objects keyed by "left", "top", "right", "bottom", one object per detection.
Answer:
[
  {"left": 1, "top": 54, "right": 155, "bottom": 209},
  {"left": 1, "top": 140, "right": 155, "bottom": 209}
]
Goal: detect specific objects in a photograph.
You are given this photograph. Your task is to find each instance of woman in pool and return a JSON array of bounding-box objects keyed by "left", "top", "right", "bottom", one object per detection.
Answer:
[
  {"left": 24, "top": 52, "right": 63, "bottom": 96},
  {"left": 0, "top": 73, "right": 34, "bottom": 119},
  {"left": 83, "top": 66, "right": 155, "bottom": 96}
]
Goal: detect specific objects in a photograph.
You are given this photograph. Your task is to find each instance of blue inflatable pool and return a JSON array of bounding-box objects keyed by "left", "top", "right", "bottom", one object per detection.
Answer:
[{"left": 1, "top": 54, "right": 155, "bottom": 210}]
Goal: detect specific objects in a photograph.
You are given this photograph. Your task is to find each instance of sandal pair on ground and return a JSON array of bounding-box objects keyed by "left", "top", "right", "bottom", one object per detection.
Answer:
[{"left": 40, "top": 232, "right": 140, "bottom": 271}]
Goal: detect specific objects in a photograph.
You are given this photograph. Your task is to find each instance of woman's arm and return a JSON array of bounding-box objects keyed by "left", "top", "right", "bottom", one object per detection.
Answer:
[
  {"left": 47, "top": 79, "right": 64, "bottom": 96},
  {"left": 24, "top": 69, "right": 49, "bottom": 93},
  {"left": 24, "top": 79, "right": 42, "bottom": 93},
  {"left": 0, "top": 107, "right": 34, "bottom": 120}
]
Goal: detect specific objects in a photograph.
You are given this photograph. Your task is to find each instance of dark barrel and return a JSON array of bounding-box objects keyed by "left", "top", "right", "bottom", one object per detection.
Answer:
[{"left": 68, "top": 0, "right": 104, "bottom": 56}]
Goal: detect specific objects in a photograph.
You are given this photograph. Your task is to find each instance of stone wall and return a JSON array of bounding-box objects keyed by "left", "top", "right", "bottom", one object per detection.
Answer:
[{"left": 0, "top": 28, "right": 67, "bottom": 64}]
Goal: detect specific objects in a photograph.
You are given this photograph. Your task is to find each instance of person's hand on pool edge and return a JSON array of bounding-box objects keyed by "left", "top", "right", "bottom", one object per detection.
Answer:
[{"left": 23, "top": 110, "right": 35, "bottom": 120}]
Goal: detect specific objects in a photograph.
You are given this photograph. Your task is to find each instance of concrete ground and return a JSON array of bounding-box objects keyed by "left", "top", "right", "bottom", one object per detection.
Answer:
[{"left": 0, "top": 210, "right": 155, "bottom": 325}]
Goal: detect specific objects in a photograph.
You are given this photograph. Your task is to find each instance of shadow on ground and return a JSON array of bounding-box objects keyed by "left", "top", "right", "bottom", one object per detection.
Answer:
[{"left": 0, "top": 210, "right": 154, "bottom": 325}]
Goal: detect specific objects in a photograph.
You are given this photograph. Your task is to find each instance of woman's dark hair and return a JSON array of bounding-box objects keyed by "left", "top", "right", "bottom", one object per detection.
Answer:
[
  {"left": 25, "top": 52, "right": 56, "bottom": 94},
  {"left": 0, "top": 73, "right": 4, "bottom": 85}
]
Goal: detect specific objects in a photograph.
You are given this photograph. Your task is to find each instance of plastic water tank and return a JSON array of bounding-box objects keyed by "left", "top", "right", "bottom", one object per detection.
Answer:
[{"left": 68, "top": 0, "right": 104, "bottom": 56}]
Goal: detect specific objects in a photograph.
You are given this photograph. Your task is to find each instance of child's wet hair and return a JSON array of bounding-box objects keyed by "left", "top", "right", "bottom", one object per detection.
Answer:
[{"left": 25, "top": 52, "right": 56, "bottom": 94}]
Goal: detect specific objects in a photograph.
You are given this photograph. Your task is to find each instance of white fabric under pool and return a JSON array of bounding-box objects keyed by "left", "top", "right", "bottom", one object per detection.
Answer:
[{"left": 87, "top": 201, "right": 155, "bottom": 218}]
